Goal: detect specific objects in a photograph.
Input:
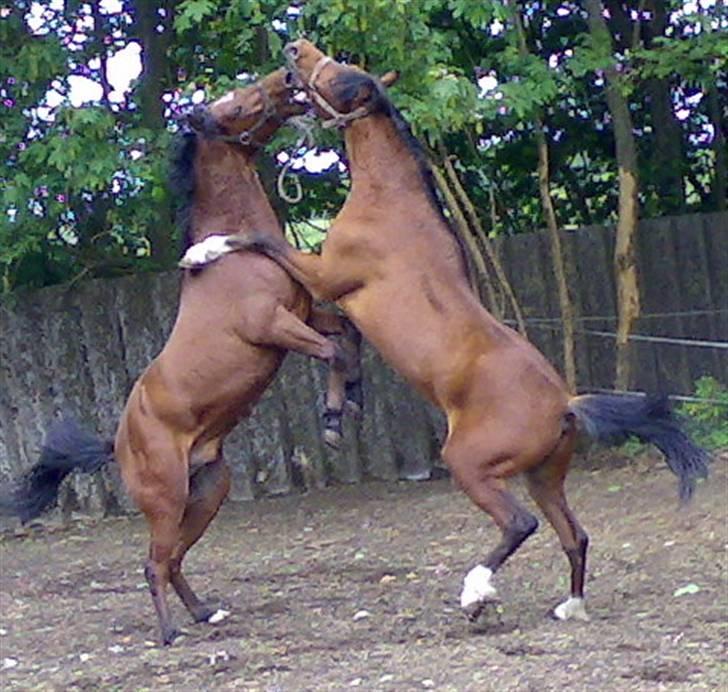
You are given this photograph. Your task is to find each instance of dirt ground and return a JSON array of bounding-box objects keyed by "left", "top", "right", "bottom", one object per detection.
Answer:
[{"left": 1, "top": 452, "right": 725, "bottom": 692}]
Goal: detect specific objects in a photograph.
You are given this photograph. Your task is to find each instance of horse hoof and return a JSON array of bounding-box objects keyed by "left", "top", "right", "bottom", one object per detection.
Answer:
[
  {"left": 552, "top": 597, "right": 589, "bottom": 622},
  {"left": 323, "top": 428, "right": 342, "bottom": 450},
  {"left": 206, "top": 608, "right": 231, "bottom": 624},
  {"left": 463, "top": 600, "right": 502, "bottom": 629},
  {"left": 189, "top": 602, "right": 217, "bottom": 623},
  {"left": 161, "top": 626, "right": 182, "bottom": 646}
]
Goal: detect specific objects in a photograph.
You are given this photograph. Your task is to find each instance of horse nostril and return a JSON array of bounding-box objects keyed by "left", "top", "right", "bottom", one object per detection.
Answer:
[{"left": 187, "top": 104, "right": 208, "bottom": 130}]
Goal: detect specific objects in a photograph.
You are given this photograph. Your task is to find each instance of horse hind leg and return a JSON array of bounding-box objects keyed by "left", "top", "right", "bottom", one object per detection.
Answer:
[
  {"left": 141, "top": 494, "right": 186, "bottom": 645},
  {"left": 443, "top": 438, "right": 539, "bottom": 622},
  {"left": 169, "top": 456, "right": 231, "bottom": 623},
  {"left": 525, "top": 431, "right": 590, "bottom": 622}
]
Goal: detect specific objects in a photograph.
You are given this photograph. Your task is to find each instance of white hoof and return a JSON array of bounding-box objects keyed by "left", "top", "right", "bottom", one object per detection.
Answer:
[
  {"left": 179, "top": 235, "right": 234, "bottom": 268},
  {"left": 460, "top": 565, "right": 498, "bottom": 609},
  {"left": 553, "top": 596, "right": 589, "bottom": 622},
  {"left": 207, "top": 608, "right": 231, "bottom": 624}
]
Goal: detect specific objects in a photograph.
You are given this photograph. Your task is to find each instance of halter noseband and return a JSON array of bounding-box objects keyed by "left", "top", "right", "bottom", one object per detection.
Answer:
[
  {"left": 287, "top": 54, "right": 370, "bottom": 130},
  {"left": 198, "top": 84, "right": 282, "bottom": 148}
]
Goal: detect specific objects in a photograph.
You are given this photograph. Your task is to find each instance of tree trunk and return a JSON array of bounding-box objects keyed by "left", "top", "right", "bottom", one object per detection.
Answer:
[
  {"left": 136, "top": 0, "right": 175, "bottom": 267},
  {"left": 644, "top": 2, "right": 685, "bottom": 212},
  {"left": 436, "top": 155, "right": 528, "bottom": 336},
  {"left": 535, "top": 127, "right": 577, "bottom": 391},
  {"left": 430, "top": 165, "right": 499, "bottom": 312},
  {"left": 509, "top": 2, "right": 576, "bottom": 388},
  {"left": 707, "top": 86, "right": 727, "bottom": 211},
  {"left": 586, "top": 0, "right": 641, "bottom": 390}
]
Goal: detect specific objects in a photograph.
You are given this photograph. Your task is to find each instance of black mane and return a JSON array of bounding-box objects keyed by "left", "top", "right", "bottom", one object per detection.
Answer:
[{"left": 168, "top": 131, "right": 198, "bottom": 252}]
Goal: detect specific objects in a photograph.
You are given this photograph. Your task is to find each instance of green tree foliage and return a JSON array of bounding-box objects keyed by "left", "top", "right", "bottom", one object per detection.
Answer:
[{"left": 1, "top": 0, "right": 725, "bottom": 292}]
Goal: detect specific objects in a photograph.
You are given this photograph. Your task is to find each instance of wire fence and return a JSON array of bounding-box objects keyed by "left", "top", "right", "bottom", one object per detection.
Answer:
[
  {"left": 500, "top": 307, "right": 727, "bottom": 406},
  {"left": 502, "top": 307, "right": 728, "bottom": 350}
]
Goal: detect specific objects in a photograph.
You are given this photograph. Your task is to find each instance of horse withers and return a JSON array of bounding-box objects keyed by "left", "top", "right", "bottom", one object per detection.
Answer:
[
  {"left": 185, "top": 40, "right": 710, "bottom": 626},
  {"left": 6, "top": 67, "right": 362, "bottom": 645}
]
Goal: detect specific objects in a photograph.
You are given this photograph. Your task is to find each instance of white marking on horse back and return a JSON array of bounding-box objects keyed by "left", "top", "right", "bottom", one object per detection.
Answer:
[
  {"left": 179, "top": 234, "right": 235, "bottom": 268},
  {"left": 213, "top": 92, "right": 235, "bottom": 106},
  {"left": 460, "top": 565, "right": 498, "bottom": 608},
  {"left": 553, "top": 596, "right": 589, "bottom": 621}
]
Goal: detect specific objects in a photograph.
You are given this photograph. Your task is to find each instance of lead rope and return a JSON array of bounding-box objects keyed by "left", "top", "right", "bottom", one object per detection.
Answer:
[{"left": 276, "top": 113, "right": 317, "bottom": 204}]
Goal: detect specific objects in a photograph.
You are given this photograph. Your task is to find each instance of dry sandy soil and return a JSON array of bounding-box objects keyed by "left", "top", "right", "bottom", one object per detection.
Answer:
[{"left": 0, "top": 452, "right": 725, "bottom": 691}]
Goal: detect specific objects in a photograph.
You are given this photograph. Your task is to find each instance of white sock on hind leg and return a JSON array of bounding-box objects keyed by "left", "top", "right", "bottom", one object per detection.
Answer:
[
  {"left": 460, "top": 565, "right": 498, "bottom": 608},
  {"left": 553, "top": 596, "right": 589, "bottom": 621}
]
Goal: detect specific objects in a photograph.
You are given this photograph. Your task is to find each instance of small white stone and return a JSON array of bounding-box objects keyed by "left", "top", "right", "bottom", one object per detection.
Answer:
[
  {"left": 422, "top": 679, "right": 435, "bottom": 688},
  {"left": 207, "top": 609, "right": 231, "bottom": 624},
  {"left": 353, "top": 610, "right": 371, "bottom": 621},
  {"left": 108, "top": 645, "right": 124, "bottom": 654},
  {"left": 460, "top": 565, "right": 497, "bottom": 608},
  {"left": 0, "top": 628, "right": 7, "bottom": 636},
  {"left": 79, "top": 653, "right": 92, "bottom": 663},
  {"left": 349, "top": 678, "right": 363, "bottom": 686},
  {"left": 553, "top": 596, "right": 589, "bottom": 621},
  {"left": 208, "top": 650, "right": 230, "bottom": 665},
  {"left": 379, "top": 674, "right": 394, "bottom": 682},
  {"left": 2, "top": 658, "right": 18, "bottom": 669}
]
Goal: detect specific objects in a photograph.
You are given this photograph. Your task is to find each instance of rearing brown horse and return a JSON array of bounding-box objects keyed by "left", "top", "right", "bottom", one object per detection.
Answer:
[
  {"left": 184, "top": 41, "right": 709, "bottom": 624},
  {"left": 7, "top": 67, "right": 362, "bottom": 645}
]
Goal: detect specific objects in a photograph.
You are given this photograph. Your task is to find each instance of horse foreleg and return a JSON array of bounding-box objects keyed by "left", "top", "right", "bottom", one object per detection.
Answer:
[
  {"left": 265, "top": 305, "right": 348, "bottom": 447},
  {"left": 169, "top": 457, "right": 231, "bottom": 623},
  {"left": 526, "top": 434, "right": 590, "bottom": 622},
  {"left": 308, "top": 309, "right": 364, "bottom": 416},
  {"left": 226, "top": 234, "right": 361, "bottom": 302}
]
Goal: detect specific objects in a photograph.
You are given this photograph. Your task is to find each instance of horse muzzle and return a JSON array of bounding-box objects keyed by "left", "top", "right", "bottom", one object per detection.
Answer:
[{"left": 186, "top": 104, "right": 223, "bottom": 137}]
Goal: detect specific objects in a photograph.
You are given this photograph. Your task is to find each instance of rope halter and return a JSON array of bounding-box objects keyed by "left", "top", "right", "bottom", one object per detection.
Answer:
[{"left": 287, "top": 54, "right": 371, "bottom": 130}]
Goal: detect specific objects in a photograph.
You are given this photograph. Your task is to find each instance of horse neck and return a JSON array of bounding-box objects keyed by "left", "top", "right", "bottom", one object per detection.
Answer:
[
  {"left": 189, "top": 139, "right": 282, "bottom": 242},
  {"left": 344, "top": 115, "right": 431, "bottom": 203}
]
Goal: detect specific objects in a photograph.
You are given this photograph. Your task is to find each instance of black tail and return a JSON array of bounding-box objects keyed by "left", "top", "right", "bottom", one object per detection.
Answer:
[
  {"left": 568, "top": 393, "right": 710, "bottom": 503},
  {"left": 1, "top": 418, "right": 114, "bottom": 523}
]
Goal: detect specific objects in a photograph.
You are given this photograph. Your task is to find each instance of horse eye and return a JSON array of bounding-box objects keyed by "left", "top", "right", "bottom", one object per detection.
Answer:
[
  {"left": 285, "top": 44, "right": 299, "bottom": 60},
  {"left": 233, "top": 105, "right": 243, "bottom": 117},
  {"left": 284, "top": 70, "right": 295, "bottom": 87}
]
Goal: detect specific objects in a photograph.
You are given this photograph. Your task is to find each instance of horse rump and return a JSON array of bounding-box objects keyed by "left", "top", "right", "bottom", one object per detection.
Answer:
[
  {"left": 0, "top": 418, "right": 114, "bottom": 523},
  {"left": 568, "top": 393, "right": 710, "bottom": 503}
]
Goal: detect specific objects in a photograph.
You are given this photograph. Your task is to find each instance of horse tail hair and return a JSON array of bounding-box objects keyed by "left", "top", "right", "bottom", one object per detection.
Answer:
[
  {"left": 568, "top": 393, "right": 710, "bottom": 503},
  {"left": 0, "top": 418, "right": 115, "bottom": 524}
]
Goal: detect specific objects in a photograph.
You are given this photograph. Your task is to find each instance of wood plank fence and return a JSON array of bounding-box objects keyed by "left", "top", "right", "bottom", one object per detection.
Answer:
[{"left": 0, "top": 212, "right": 725, "bottom": 518}]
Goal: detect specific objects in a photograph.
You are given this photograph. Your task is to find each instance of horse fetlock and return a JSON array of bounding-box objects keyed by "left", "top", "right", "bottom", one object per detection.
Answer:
[
  {"left": 553, "top": 596, "right": 589, "bottom": 622},
  {"left": 322, "top": 408, "right": 343, "bottom": 449},
  {"left": 460, "top": 564, "right": 499, "bottom": 611}
]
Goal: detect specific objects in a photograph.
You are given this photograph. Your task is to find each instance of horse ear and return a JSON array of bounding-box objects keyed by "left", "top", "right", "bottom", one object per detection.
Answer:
[{"left": 379, "top": 71, "right": 399, "bottom": 88}]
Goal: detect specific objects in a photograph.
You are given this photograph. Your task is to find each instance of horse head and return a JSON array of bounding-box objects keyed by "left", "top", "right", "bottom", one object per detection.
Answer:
[
  {"left": 283, "top": 39, "right": 398, "bottom": 129},
  {"left": 186, "top": 68, "right": 305, "bottom": 147}
]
